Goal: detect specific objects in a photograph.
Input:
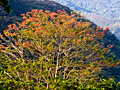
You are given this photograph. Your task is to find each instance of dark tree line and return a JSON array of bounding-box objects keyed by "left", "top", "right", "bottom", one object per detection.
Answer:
[{"left": 0, "top": 0, "right": 12, "bottom": 14}]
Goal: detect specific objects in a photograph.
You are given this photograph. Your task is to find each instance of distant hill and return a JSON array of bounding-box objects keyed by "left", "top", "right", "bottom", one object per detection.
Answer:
[
  {"left": 0, "top": 0, "right": 120, "bottom": 82},
  {"left": 84, "top": 13, "right": 120, "bottom": 39},
  {"left": 51, "top": 0, "right": 120, "bottom": 40},
  {"left": 51, "top": 0, "right": 120, "bottom": 18}
]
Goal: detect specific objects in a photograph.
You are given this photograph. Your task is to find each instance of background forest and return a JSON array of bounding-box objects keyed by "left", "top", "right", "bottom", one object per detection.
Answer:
[
  {"left": 51, "top": 0, "right": 120, "bottom": 40},
  {"left": 0, "top": 0, "right": 120, "bottom": 89}
]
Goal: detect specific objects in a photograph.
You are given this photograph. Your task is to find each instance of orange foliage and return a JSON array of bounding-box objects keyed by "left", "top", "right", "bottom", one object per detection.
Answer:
[
  {"left": 104, "top": 26, "right": 110, "bottom": 31},
  {"left": 23, "top": 42, "right": 31, "bottom": 48},
  {"left": 107, "top": 45, "right": 114, "bottom": 48},
  {"left": 71, "top": 32, "right": 75, "bottom": 35},
  {"left": 96, "top": 26, "right": 102, "bottom": 30},
  {"left": 81, "top": 15, "right": 84, "bottom": 18},
  {"left": 0, "top": 10, "right": 117, "bottom": 89},
  {"left": 45, "top": 10, "right": 50, "bottom": 13},
  {"left": 49, "top": 12, "right": 57, "bottom": 17},
  {"left": 77, "top": 22, "right": 82, "bottom": 26}
]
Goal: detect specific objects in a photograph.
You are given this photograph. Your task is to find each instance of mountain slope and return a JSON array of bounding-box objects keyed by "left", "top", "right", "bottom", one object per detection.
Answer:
[
  {"left": 84, "top": 14, "right": 120, "bottom": 39},
  {"left": 0, "top": 0, "right": 119, "bottom": 59},
  {"left": 0, "top": 0, "right": 72, "bottom": 33},
  {"left": 0, "top": 0, "right": 120, "bottom": 82},
  {"left": 51, "top": 0, "right": 120, "bottom": 40},
  {"left": 51, "top": 0, "right": 120, "bottom": 18}
]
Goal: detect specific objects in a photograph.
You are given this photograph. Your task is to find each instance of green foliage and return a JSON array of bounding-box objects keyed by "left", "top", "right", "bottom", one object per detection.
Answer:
[
  {"left": 0, "top": 0, "right": 12, "bottom": 14},
  {"left": 0, "top": 0, "right": 72, "bottom": 32},
  {"left": 0, "top": 0, "right": 120, "bottom": 62},
  {"left": 0, "top": 9, "right": 118, "bottom": 89},
  {"left": 0, "top": 0, "right": 120, "bottom": 89},
  {"left": 51, "top": 77, "right": 120, "bottom": 90},
  {"left": 0, "top": 75, "right": 119, "bottom": 89}
]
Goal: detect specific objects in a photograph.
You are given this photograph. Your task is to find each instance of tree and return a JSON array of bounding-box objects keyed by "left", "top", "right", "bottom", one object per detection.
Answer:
[
  {"left": 0, "top": 0, "right": 12, "bottom": 14},
  {"left": 0, "top": 9, "right": 118, "bottom": 89}
]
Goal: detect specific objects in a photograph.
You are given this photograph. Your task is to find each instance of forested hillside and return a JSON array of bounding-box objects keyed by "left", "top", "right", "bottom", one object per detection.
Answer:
[
  {"left": 0, "top": 0, "right": 72, "bottom": 33},
  {"left": 0, "top": 0, "right": 120, "bottom": 88},
  {"left": 51, "top": 0, "right": 120, "bottom": 18},
  {"left": 83, "top": 13, "right": 120, "bottom": 40},
  {"left": 0, "top": 0, "right": 120, "bottom": 62},
  {"left": 51, "top": 0, "right": 120, "bottom": 40}
]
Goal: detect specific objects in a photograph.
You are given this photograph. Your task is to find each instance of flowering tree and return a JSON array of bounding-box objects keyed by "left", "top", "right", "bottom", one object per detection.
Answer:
[{"left": 0, "top": 9, "right": 116, "bottom": 89}]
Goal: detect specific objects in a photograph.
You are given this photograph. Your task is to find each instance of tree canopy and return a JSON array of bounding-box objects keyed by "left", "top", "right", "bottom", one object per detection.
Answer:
[
  {"left": 0, "top": 0, "right": 12, "bottom": 14},
  {"left": 0, "top": 9, "right": 120, "bottom": 89}
]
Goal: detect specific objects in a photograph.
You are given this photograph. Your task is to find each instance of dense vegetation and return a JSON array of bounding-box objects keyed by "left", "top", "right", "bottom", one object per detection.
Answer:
[
  {"left": 0, "top": 0, "right": 120, "bottom": 89},
  {"left": 0, "top": 0, "right": 12, "bottom": 14},
  {"left": 84, "top": 14, "right": 120, "bottom": 37},
  {"left": 0, "top": 0, "right": 120, "bottom": 60},
  {"left": 52, "top": 0, "right": 120, "bottom": 40},
  {"left": 81, "top": 13, "right": 120, "bottom": 40},
  {"left": 0, "top": 0, "right": 72, "bottom": 33},
  {"left": 50, "top": 0, "right": 120, "bottom": 59},
  {"left": 0, "top": 9, "right": 120, "bottom": 90}
]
